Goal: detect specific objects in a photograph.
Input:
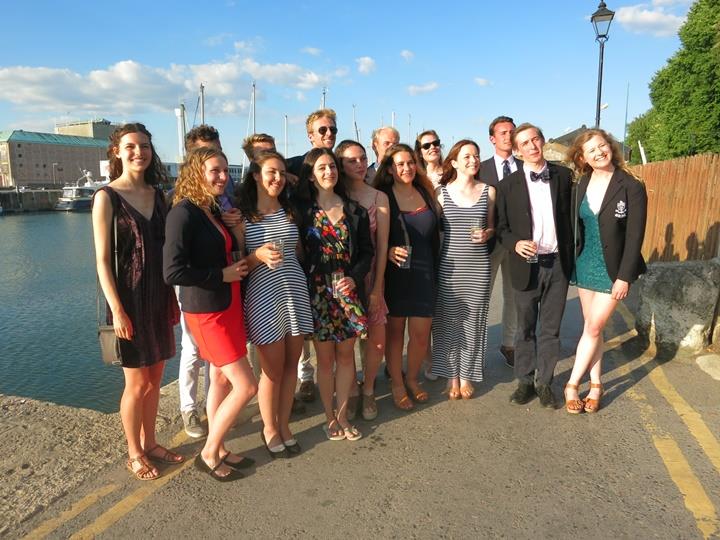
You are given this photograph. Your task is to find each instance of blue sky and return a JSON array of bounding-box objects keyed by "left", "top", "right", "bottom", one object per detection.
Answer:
[{"left": 0, "top": 0, "right": 692, "bottom": 165}]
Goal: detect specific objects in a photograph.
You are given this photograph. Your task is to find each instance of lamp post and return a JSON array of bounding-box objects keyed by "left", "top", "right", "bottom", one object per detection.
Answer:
[
  {"left": 52, "top": 162, "right": 59, "bottom": 186},
  {"left": 591, "top": 1, "right": 614, "bottom": 128}
]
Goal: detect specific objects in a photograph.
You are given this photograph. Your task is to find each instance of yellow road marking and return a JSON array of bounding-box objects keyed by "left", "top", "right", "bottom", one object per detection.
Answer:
[
  {"left": 23, "top": 484, "right": 119, "bottom": 540},
  {"left": 613, "top": 351, "right": 718, "bottom": 539},
  {"left": 70, "top": 459, "right": 193, "bottom": 540},
  {"left": 647, "top": 365, "right": 720, "bottom": 474}
]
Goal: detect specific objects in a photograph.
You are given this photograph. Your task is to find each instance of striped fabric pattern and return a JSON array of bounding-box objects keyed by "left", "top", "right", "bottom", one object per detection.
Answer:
[
  {"left": 431, "top": 185, "right": 492, "bottom": 382},
  {"left": 243, "top": 209, "right": 313, "bottom": 345}
]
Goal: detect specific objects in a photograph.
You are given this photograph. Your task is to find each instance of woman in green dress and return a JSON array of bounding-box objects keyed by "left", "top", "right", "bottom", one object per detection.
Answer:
[{"left": 564, "top": 129, "right": 647, "bottom": 414}]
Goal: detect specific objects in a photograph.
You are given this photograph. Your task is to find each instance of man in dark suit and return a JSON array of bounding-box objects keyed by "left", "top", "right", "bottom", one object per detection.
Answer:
[
  {"left": 495, "top": 123, "right": 574, "bottom": 408},
  {"left": 480, "top": 116, "right": 523, "bottom": 368}
]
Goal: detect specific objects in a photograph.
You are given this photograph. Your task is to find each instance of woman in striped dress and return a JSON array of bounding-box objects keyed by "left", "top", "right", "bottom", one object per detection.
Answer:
[
  {"left": 236, "top": 151, "right": 313, "bottom": 457},
  {"left": 432, "top": 140, "right": 495, "bottom": 399}
]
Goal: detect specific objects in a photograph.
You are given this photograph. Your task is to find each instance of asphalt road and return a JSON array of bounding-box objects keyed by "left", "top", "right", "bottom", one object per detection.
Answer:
[{"left": 13, "top": 286, "right": 720, "bottom": 540}]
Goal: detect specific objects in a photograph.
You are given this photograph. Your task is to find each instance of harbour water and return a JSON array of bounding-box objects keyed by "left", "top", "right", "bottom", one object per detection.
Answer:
[{"left": 0, "top": 212, "right": 180, "bottom": 413}]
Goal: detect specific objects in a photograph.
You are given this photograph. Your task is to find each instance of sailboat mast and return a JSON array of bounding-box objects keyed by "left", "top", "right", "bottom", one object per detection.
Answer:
[{"left": 199, "top": 83, "right": 205, "bottom": 125}]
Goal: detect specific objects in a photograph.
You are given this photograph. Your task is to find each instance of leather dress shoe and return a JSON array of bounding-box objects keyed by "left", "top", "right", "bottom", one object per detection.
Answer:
[
  {"left": 291, "top": 398, "right": 306, "bottom": 415},
  {"left": 536, "top": 384, "right": 558, "bottom": 409},
  {"left": 509, "top": 382, "right": 536, "bottom": 405},
  {"left": 499, "top": 346, "right": 515, "bottom": 368},
  {"left": 298, "top": 380, "right": 316, "bottom": 403}
]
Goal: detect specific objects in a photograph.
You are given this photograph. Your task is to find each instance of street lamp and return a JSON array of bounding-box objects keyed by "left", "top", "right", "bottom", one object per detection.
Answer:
[
  {"left": 52, "top": 162, "right": 59, "bottom": 186},
  {"left": 591, "top": 1, "right": 615, "bottom": 128}
]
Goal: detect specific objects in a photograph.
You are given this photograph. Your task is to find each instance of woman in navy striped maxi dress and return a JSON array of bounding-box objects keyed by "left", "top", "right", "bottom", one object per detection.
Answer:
[
  {"left": 236, "top": 151, "right": 313, "bottom": 458},
  {"left": 431, "top": 140, "right": 496, "bottom": 400}
]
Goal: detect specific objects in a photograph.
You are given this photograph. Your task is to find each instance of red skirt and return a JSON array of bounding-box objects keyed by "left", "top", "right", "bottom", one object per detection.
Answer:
[{"left": 184, "top": 281, "right": 247, "bottom": 367}]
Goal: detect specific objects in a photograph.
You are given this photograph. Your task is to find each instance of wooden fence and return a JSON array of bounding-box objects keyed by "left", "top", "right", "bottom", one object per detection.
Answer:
[{"left": 630, "top": 153, "right": 720, "bottom": 262}]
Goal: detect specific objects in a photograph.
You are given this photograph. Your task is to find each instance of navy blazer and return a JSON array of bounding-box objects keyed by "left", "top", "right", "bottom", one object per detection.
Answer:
[
  {"left": 496, "top": 162, "right": 574, "bottom": 291},
  {"left": 163, "top": 199, "right": 238, "bottom": 313},
  {"left": 298, "top": 199, "right": 374, "bottom": 305},
  {"left": 572, "top": 168, "right": 647, "bottom": 283},
  {"left": 480, "top": 156, "right": 524, "bottom": 187}
]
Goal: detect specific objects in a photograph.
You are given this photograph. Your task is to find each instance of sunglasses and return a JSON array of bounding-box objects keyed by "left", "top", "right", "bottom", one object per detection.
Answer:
[
  {"left": 317, "top": 126, "right": 338, "bottom": 135},
  {"left": 420, "top": 139, "right": 441, "bottom": 150}
]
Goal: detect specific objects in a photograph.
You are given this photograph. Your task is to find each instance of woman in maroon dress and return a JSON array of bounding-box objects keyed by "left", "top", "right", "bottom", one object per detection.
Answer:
[
  {"left": 164, "top": 147, "right": 258, "bottom": 481},
  {"left": 92, "top": 123, "right": 181, "bottom": 481}
]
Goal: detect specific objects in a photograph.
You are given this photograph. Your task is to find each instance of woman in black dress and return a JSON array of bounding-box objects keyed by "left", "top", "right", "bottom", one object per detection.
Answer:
[
  {"left": 373, "top": 144, "right": 440, "bottom": 411},
  {"left": 92, "top": 123, "right": 181, "bottom": 481}
]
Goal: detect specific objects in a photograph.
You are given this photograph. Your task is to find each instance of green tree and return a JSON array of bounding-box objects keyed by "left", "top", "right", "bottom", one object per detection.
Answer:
[{"left": 626, "top": 0, "right": 720, "bottom": 163}]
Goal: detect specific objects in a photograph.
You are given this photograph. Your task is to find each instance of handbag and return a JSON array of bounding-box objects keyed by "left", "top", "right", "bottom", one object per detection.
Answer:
[{"left": 97, "top": 201, "right": 122, "bottom": 366}]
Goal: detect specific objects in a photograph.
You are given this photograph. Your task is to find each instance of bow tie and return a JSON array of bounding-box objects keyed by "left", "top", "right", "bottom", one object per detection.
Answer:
[{"left": 530, "top": 169, "right": 550, "bottom": 183}]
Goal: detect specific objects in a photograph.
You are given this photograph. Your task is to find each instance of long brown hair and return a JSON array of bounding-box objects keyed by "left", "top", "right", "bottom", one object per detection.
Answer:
[
  {"left": 373, "top": 143, "right": 436, "bottom": 202},
  {"left": 173, "top": 147, "right": 228, "bottom": 208},
  {"left": 237, "top": 151, "right": 297, "bottom": 223},
  {"left": 107, "top": 123, "right": 167, "bottom": 185},
  {"left": 566, "top": 128, "right": 637, "bottom": 180},
  {"left": 439, "top": 139, "right": 481, "bottom": 186}
]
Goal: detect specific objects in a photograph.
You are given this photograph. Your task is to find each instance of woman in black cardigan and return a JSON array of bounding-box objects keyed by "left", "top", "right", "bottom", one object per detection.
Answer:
[
  {"left": 373, "top": 144, "right": 440, "bottom": 411},
  {"left": 297, "top": 148, "right": 373, "bottom": 441},
  {"left": 564, "top": 129, "right": 647, "bottom": 414},
  {"left": 164, "top": 147, "right": 257, "bottom": 480}
]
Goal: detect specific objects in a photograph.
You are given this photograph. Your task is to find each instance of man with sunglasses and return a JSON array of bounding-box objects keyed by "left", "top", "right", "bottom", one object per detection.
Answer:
[
  {"left": 285, "top": 109, "right": 339, "bottom": 403},
  {"left": 480, "top": 116, "right": 524, "bottom": 369},
  {"left": 286, "top": 108, "right": 338, "bottom": 177}
]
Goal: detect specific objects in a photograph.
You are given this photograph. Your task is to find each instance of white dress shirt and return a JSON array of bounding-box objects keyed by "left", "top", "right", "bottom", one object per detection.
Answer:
[
  {"left": 524, "top": 163, "right": 558, "bottom": 255},
  {"left": 493, "top": 154, "right": 519, "bottom": 181}
]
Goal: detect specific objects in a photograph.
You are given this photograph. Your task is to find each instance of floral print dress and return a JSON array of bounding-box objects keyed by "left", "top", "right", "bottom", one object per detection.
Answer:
[{"left": 305, "top": 205, "right": 367, "bottom": 342}]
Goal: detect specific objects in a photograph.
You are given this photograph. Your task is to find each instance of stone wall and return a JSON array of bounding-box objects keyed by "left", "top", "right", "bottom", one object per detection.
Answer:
[{"left": 635, "top": 258, "right": 720, "bottom": 353}]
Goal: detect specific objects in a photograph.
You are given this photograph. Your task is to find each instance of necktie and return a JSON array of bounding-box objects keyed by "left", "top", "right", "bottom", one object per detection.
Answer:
[
  {"left": 530, "top": 169, "right": 550, "bottom": 183},
  {"left": 502, "top": 160, "right": 511, "bottom": 178}
]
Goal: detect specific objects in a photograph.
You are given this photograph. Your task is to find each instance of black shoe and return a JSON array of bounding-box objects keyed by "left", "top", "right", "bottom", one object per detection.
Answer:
[
  {"left": 261, "top": 431, "right": 290, "bottom": 459},
  {"left": 291, "top": 398, "right": 306, "bottom": 415},
  {"left": 194, "top": 454, "right": 244, "bottom": 482},
  {"left": 221, "top": 452, "right": 255, "bottom": 470},
  {"left": 500, "top": 346, "right": 515, "bottom": 368},
  {"left": 509, "top": 382, "right": 536, "bottom": 405},
  {"left": 283, "top": 438, "right": 302, "bottom": 456},
  {"left": 536, "top": 384, "right": 558, "bottom": 409},
  {"left": 298, "top": 380, "right": 316, "bottom": 403}
]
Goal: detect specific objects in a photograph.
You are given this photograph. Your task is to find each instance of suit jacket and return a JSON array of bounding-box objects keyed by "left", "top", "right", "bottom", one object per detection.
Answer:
[
  {"left": 298, "top": 198, "right": 374, "bottom": 305},
  {"left": 163, "top": 199, "right": 239, "bottom": 313},
  {"left": 496, "top": 162, "right": 574, "bottom": 291},
  {"left": 572, "top": 168, "right": 648, "bottom": 283},
  {"left": 286, "top": 152, "right": 309, "bottom": 178},
  {"left": 480, "top": 156, "right": 524, "bottom": 187}
]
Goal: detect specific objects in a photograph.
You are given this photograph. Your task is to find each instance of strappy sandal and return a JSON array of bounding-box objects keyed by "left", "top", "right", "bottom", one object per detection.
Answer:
[
  {"left": 583, "top": 383, "right": 604, "bottom": 413},
  {"left": 406, "top": 382, "right": 429, "bottom": 403},
  {"left": 341, "top": 424, "right": 362, "bottom": 441},
  {"left": 460, "top": 383, "right": 475, "bottom": 400},
  {"left": 564, "top": 383, "right": 584, "bottom": 414},
  {"left": 146, "top": 444, "right": 184, "bottom": 464},
  {"left": 391, "top": 385, "right": 414, "bottom": 411},
  {"left": 362, "top": 393, "right": 378, "bottom": 420},
  {"left": 126, "top": 455, "right": 159, "bottom": 481}
]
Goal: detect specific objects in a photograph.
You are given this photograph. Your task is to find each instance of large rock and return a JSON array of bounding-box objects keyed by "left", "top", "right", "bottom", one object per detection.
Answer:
[{"left": 635, "top": 258, "right": 720, "bottom": 353}]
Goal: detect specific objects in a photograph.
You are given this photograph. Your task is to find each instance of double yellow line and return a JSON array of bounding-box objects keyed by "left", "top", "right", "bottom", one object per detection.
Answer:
[{"left": 613, "top": 303, "right": 719, "bottom": 539}]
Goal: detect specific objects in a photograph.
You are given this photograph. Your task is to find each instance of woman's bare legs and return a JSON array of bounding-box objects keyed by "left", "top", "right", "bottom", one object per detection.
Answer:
[
  {"left": 334, "top": 338, "right": 357, "bottom": 429},
  {"left": 257, "top": 341, "right": 285, "bottom": 448},
  {"left": 362, "top": 323, "right": 386, "bottom": 397},
  {"left": 405, "top": 317, "right": 432, "bottom": 395},
  {"left": 567, "top": 289, "right": 618, "bottom": 401},
  {"left": 201, "top": 359, "right": 257, "bottom": 477}
]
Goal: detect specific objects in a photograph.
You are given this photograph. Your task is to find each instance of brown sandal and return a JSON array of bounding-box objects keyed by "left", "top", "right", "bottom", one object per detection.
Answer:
[
  {"left": 391, "top": 385, "right": 414, "bottom": 411},
  {"left": 406, "top": 382, "right": 429, "bottom": 403},
  {"left": 583, "top": 383, "right": 604, "bottom": 413},
  {"left": 126, "top": 455, "right": 159, "bottom": 481},
  {"left": 564, "top": 383, "right": 584, "bottom": 414},
  {"left": 146, "top": 444, "right": 185, "bottom": 464}
]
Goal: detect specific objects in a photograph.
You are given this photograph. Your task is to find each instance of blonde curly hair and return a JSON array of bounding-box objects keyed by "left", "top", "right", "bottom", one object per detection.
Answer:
[{"left": 173, "top": 147, "right": 228, "bottom": 208}]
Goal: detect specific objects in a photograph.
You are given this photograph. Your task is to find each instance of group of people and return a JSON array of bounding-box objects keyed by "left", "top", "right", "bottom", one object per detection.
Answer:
[{"left": 92, "top": 108, "right": 648, "bottom": 482}]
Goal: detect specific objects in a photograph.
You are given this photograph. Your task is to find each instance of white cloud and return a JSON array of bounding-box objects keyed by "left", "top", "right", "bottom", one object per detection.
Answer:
[
  {"left": 0, "top": 55, "right": 338, "bottom": 119},
  {"left": 616, "top": 4, "right": 686, "bottom": 36},
  {"left": 296, "top": 91, "right": 306, "bottom": 102},
  {"left": 651, "top": 0, "right": 692, "bottom": 6},
  {"left": 334, "top": 66, "right": 349, "bottom": 77},
  {"left": 204, "top": 33, "right": 233, "bottom": 47},
  {"left": 407, "top": 82, "right": 439, "bottom": 96},
  {"left": 474, "top": 77, "right": 491, "bottom": 87},
  {"left": 301, "top": 47, "right": 322, "bottom": 56},
  {"left": 400, "top": 50, "right": 414, "bottom": 62},
  {"left": 233, "top": 40, "right": 257, "bottom": 53},
  {"left": 356, "top": 56, "right": 376, "bottom": 75}
]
